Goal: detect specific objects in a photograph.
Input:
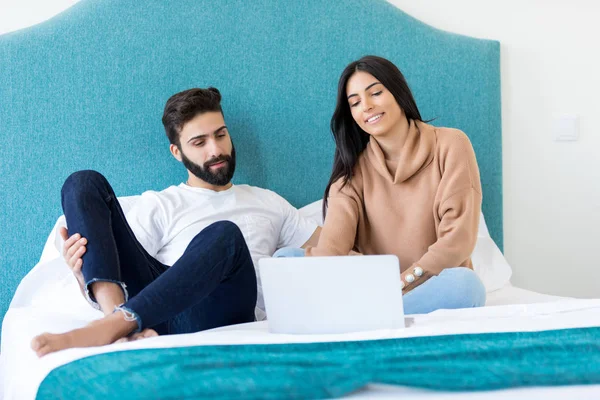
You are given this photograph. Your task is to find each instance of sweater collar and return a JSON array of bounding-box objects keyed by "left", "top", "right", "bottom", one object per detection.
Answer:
[{"left": 366, "top": 120, "right": 435, "bottom": 184}]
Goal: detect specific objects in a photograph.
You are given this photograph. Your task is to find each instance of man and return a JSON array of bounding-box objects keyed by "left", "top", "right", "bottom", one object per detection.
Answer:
[{"left": 31, "top": 87, "right": 320, "bottom": 357}]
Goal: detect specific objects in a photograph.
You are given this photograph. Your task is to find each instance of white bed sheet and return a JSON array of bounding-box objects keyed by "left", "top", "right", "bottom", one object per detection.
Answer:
[
  {"left": 485, "top": 283, "right": 571, "bottom": 306},
  {"left": 2, "top": 271, "right": 600, "bottom": 400}
]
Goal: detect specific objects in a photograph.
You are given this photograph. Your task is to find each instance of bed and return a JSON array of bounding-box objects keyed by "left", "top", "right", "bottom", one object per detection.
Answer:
[
  {"left": 1, "top": 0, "right": 599, "bottom": 398},
  {"left": 3, "top": 263, "right": 600, "bottom": 399}
]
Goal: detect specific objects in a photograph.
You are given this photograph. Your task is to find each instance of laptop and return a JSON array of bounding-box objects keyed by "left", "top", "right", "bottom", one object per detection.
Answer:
[{"left": 258, "top": 255, "right": 405, "bottom": 334}]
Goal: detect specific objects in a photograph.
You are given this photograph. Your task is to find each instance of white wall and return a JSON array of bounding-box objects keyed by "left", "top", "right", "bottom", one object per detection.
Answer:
[
  {"left": 0, "top": 0, "right": 80, "bottom": 35},
  {"left": 2, "top": 0, "right": 599, "bottom": 298},
  {"left": 388, "top": 0, "right": 600, "bottom": 298}
]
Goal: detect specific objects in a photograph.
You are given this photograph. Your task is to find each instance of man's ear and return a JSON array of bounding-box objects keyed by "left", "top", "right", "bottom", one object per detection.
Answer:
[{"left": 170, "top": 144, "right": 182, "bottom": 162}]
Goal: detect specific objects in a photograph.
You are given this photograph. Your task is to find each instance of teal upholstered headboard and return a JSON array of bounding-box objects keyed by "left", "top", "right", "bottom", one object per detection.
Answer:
[{"left": 0, "top": 0, "right": 501, "bottom": 326}]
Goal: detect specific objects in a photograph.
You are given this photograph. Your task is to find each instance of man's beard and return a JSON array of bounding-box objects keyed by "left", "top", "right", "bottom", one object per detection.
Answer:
[{"left": 180, "top": 145, "right": 236, "bottom": 186}]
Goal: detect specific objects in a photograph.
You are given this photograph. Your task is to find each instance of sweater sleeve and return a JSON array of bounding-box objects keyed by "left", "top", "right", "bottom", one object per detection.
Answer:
[
  {"left": 411, "top": 130, "right": 482, "bottom": 277},
  {"left": 305, "top": 177, "right": 362, "bottom": 257}
]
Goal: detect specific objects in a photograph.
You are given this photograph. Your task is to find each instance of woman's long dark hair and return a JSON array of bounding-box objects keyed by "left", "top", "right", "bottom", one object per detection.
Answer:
[{"left": 323, "top": 55, "right": 424, "bottom": 218}]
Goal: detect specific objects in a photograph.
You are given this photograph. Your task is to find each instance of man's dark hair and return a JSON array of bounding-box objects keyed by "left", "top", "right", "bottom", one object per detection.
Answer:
[{"left": 162, "top": 87, "right": 223, "bottom": 146}]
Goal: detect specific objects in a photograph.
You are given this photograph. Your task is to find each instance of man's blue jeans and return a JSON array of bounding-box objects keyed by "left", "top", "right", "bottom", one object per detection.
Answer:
[
  {"left": 61, "top": 170, "right": 257, "bottom": 334},
  {"left": 273, "top": 247, "right": 486, "bottom": 315}
]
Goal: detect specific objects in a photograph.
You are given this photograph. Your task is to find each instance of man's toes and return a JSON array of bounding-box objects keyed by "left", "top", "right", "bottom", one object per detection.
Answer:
[
  {"left": 31, "top": 333, "right": 50, "bottom": 352},
  {"left": 134, "top": 332, "right": 148, "bottom": 341},
  {"left": 32, "top": 334, "right": 56, "bottom": 358},
  {"left": 36, "top": 345, "right": 53, "bottom": 358},
  {"left": 131, "top": 329, "right": 158, "bottom": 341},
  {"left": 116, "top": 328, "right": 159, "bottom": 342},
  {"left": 31, "top": 338, "right": 42, "bottom": 352},
  {"left": 143, "top": 329, "right": 158, "bottom": 338}
]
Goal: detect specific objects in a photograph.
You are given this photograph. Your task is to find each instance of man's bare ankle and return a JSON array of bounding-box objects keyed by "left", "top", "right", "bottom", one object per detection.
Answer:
[
  {"left": 90, "top": 281, "right": 126, "bottom": 315},
  {"left": 101, "top": 305, "right": 119, "bottom": 316}
]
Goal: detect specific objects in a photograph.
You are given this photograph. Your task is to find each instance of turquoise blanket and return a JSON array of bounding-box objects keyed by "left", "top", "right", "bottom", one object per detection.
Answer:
[{"left": 37, "top": 327, "right": 600, "bottom": 399}]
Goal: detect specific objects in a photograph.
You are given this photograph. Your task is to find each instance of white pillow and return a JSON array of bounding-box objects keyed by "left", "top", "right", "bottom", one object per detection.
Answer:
[{"left": 298, "top": 200, "right": 512, "bottom": 293}]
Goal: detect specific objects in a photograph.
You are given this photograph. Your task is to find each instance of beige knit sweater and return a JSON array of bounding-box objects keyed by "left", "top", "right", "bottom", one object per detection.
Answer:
[{"left": 306, "top": 120, "right": 482, "bottom": 288}]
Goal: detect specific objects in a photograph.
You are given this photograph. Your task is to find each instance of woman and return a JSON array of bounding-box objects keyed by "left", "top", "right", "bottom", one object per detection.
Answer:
[{"left": 276, "top": 55, "right": 486, "bottom": 314}]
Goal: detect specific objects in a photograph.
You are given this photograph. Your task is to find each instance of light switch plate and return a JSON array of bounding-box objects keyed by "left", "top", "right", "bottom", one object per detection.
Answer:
[{"left": 553, "top": 115, "right": 579, "bottom": 141}]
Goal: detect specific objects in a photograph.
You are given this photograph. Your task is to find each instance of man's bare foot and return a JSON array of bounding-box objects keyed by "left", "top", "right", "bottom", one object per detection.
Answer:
[
  {"left": 114, "top": 328, "right": 159, "bottom": 344},
  {"left": 31, "top": 312, "right": 137, "bottom": 357}
]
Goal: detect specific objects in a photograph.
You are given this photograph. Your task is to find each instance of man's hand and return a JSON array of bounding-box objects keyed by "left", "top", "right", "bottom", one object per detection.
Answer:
[{"left": 59, "top": 227, "right": 87, "bottom": 292}]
